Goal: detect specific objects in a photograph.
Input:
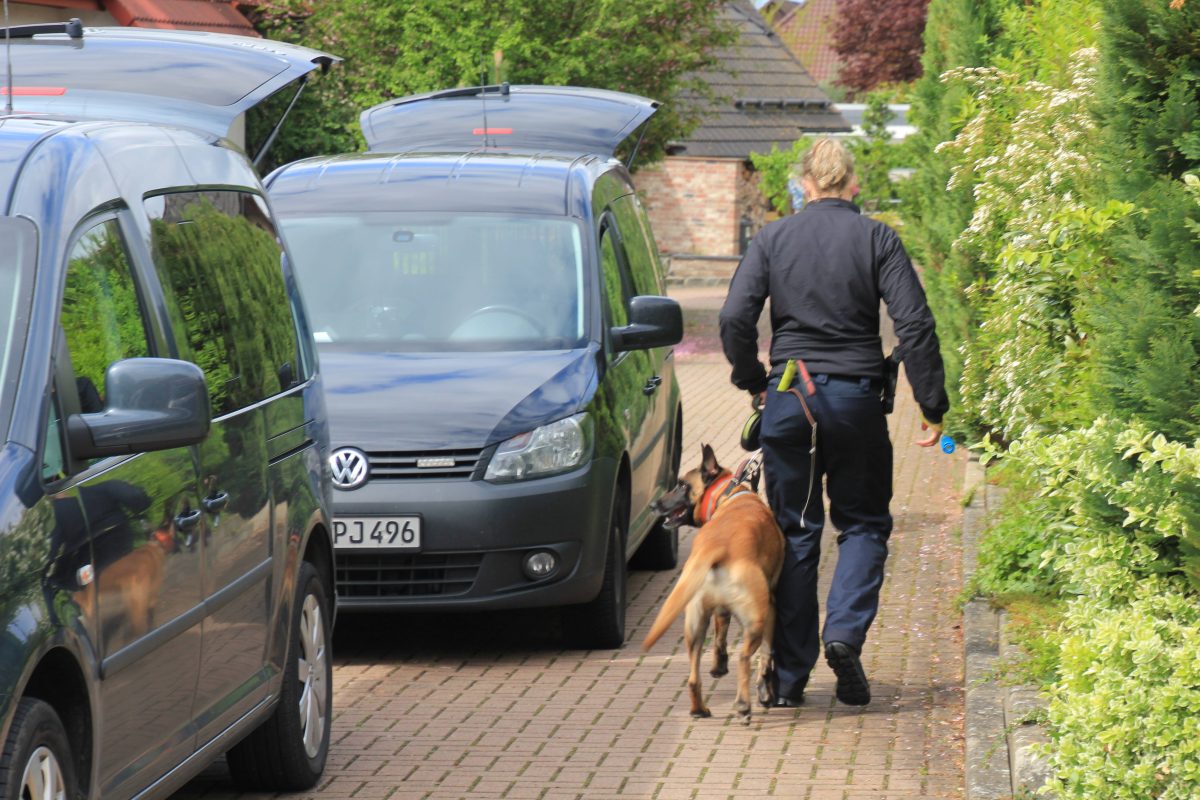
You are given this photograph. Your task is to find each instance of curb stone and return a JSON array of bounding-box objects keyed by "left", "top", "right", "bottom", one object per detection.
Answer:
[
  {"left": 961, "top": 455, "right": 1052, "bottom": 799},
  {"left": 1001, "top": 615, "right": 1053, "bottom": 794}
]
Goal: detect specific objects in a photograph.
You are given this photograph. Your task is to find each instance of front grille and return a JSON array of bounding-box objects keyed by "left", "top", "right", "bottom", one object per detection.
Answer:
[
  {"left": 365, "top": 448, "right": 484, "bottom": 480},
  {"left": 336, "top": 552, "right": 483, "bottom": 599}
]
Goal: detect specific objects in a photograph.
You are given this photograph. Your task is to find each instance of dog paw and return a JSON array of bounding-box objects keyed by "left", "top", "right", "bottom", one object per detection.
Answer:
[
  {"left": 690, "top": 708, "right": 712, "bottom": 719},
  {"left": 709, "top": 665, "right": 729, "bottom": 678}
]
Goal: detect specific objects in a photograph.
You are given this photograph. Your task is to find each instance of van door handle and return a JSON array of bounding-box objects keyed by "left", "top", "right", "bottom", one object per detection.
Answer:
[
  {"left": 175, "top": 508, "right": 203, "bottom": 531},
  {"left": 643, "top": 375, "right": 663, "bottom": 395},
  {"left": 202, "top": 491, "right": 229, "bottom": 514}
]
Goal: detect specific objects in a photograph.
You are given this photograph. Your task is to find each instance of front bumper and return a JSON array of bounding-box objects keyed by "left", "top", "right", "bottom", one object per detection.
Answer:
[{"left": 331, "top": 457, "right": 617, "bottom": 611}]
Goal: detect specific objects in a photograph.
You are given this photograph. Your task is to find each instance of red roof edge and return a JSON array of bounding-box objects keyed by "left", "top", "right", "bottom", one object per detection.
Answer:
[{"left": 103, "top": 0, "right": 260, "bottom": 37}]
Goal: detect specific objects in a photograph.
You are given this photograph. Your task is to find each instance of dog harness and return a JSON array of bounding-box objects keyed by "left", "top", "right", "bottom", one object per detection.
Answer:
[{"left": 694, "top": 470, "right": 759, "bottom": 526}]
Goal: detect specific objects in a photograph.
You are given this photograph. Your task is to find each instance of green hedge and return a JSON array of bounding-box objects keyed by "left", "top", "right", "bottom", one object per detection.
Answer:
[{"left": 904, "top": 0, "right": 1200, "bottom": 795}]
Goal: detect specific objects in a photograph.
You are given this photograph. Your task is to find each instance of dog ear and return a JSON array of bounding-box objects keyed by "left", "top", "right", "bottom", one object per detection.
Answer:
[{"left": 701, "top": 444, "right": 721, "bottom": 482}]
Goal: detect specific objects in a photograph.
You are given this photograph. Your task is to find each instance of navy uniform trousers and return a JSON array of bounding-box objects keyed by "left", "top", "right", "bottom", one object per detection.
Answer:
[{"left": 760, "top": 372, "right": 892, "bottom": 700}]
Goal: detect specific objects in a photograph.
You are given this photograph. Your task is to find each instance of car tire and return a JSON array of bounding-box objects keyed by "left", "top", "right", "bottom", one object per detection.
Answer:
[
  {"left": 562, "top": 493, "right": 628, "bottom": 650},
  {"left": 227, "top": 561, "right": 332, "bottom": 791},
  {"left": 632, "top": 413, "right": 682, "bottom": 571},
  {"left": 630, "top": 517, "right": 679, "bottom": 571},
  {"left": 0, "top": 698, "right": 78, "bottom": 800}
]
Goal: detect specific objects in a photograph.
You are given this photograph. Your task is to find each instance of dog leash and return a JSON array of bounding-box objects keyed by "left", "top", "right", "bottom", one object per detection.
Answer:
[
  {"left": 732, "top": 451, "right": 764, "bottom": 488},
  {"left": 777, "top": 358, "right": 820, "bottom": 524}
]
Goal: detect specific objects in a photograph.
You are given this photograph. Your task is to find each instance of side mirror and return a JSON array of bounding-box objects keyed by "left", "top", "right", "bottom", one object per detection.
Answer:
[
  {"left": 67, "top": 358, "right": 211, "bottom": 460},
  {"left": 610, "top": 295, "right": 684, "bottom": 353}
]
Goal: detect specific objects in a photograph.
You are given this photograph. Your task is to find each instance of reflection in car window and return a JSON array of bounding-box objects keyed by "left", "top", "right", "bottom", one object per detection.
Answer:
[
  {"left": 42, "top": 392, "right": 65, "bottom": 482},
  {"left": 61, "top": 220, "right": 150, "bottom": 413},
  {"left": 0, "top": 217, "right": 35, "bottom": 434},
  {"left": 279, "top": 212, "right": 586, "bottom": 352},
  {"left": 611, "top": 195, "right": 664, "bottom": 297},
  {"left": 146, "top": 191, "right": 301, "bottom": 416},
  {"left": 598, "top": 224, "right": 630, "bottom": 329}
]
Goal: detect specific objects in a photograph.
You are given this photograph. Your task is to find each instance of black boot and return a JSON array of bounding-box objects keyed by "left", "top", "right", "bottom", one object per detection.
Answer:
[{"left": 825, "top": 641, "right": 870, "bottom": 706}]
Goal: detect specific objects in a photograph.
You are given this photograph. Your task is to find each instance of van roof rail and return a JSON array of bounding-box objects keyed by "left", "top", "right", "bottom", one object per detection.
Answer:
[{"left": 3, "top": 18, "right": 83, "bottom": 39}]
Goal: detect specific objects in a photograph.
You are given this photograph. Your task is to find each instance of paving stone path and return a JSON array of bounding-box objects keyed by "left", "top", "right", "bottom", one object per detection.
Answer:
[{"left": 177, "top": 323, "right": 966, "bottom": 800}]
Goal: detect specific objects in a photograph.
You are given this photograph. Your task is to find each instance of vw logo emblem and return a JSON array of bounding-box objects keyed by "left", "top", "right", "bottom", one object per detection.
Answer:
[{"left": 329, "top": 448, "right": 369, "bottom": 490}]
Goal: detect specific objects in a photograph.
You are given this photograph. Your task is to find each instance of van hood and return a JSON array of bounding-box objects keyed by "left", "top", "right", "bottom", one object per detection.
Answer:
[{"left": 319, "top": 346, "right": 600, "bottom": 451}]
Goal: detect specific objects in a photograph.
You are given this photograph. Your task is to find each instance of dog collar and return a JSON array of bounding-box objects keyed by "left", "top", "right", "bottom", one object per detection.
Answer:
[{"left": 695, "top": 473, "right": 733, "bottom": 526}]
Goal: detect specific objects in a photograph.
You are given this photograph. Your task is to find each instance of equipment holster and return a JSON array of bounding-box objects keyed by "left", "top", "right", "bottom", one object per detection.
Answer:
[{"left": 881, "top": 351, "right": 900, "bottom": 415}]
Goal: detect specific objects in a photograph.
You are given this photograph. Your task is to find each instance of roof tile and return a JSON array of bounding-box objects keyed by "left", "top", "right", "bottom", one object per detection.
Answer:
[
  {"left": 675, "top": 0, "right": 849, "bottom": 159},
  {"left": 775, "top": 0, "right": 842, "bottom": 86},
  {"left": 104, "top": 0, "right": 259, "bottom": 36}
]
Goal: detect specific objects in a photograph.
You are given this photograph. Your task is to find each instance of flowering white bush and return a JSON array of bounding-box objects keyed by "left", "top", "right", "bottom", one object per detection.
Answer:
[{"left": 934, "top": 50, "right": 1131, "bottom": 442}]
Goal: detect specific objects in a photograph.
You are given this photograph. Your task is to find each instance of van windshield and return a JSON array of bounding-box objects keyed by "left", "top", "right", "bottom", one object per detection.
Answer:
[
  {"left": 279, "top": 212, "right": 587, "bottom": 352},
  {"left": 0, "top": 218, "right": 36, "bottom": 435}
]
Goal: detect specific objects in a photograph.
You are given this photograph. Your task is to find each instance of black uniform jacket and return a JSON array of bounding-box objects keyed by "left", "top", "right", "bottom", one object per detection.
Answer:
[{"left": 719, "top": 198, "right": 950, "bottom": 425}]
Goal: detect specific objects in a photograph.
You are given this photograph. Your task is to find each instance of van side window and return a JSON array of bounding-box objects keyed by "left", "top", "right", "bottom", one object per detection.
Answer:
[
  {"left": 611, "top": 194, "right": 665, "bottom": 296},
  {"left": 61, "top": 219, "right": 151, "bottom": 413},
  {"left": 41, "top": 391, "right": 65, "bottom": 482},
  {"left": 598, "top": 221, "right": 631, "bottom": 331},
  {"left": 146, "top": 191, "right": 302, "bottom": 416}
]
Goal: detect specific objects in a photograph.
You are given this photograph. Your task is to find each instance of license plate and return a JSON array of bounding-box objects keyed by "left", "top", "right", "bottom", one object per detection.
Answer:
[{"left": 333, "top": 516, "right": 421, "bottom": 549}]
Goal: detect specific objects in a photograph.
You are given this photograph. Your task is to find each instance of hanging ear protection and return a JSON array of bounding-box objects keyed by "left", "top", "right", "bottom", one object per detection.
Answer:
[{"left": 741, "top": 407, "right": 761, "bottom": 451}]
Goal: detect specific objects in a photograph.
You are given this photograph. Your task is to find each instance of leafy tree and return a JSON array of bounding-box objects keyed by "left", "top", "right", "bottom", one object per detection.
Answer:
[
  {"left": 830, "top": 0, "right": 930, "bottom": 96},
  {"left": 748, "top": 138, "right": 811, "bottom": 216},
  {"left": 248, "top": 0, "right": 736, "bottom": 171},
  {"left": 1083, "top": 0, "right": 1200, "bottom": 442},
  {"left": 897, "top": 0, "right": 1014, "bottom": 431},
  {"left": 846, "top": 91, "right": 896, "bottom": 212}
]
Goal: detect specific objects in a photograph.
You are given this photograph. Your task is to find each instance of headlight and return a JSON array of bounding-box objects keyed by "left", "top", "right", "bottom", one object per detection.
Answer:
[{"left": 485, "top": 413, "right": 593, "bottom": 482}]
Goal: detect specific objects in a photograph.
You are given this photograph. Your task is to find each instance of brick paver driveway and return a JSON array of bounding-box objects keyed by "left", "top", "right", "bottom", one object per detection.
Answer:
[{"left": 178, "top": 310, "right": 966, "bottom": 800}]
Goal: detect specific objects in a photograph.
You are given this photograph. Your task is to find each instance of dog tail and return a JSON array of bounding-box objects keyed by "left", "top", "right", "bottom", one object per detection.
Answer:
[{"left": 641, "top": 540, "right": 726, "bottom": 650}]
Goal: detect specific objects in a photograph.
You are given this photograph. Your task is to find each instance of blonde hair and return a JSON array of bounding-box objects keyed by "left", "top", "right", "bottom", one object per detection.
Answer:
[{"left": 801, "top": 138, "right": 856, "bottom": 196}]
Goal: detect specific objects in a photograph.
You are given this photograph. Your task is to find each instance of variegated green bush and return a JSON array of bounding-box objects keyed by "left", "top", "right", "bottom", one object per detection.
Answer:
[{"left": 906, "top": 0, "right": 1200, "bottom": 796}]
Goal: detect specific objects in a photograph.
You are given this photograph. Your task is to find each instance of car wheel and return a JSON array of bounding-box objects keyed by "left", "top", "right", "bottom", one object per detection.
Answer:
[
  {"left": 630, "top": 517, "right": 679, "bottom": 571},
  {"left": 562, "top": 493, "right": 628, "bottom": 649},
  {"left": 632, "top": 413, "right": 682, "bottom": 571},
  {"left": 0, "top": 698, "right": 77, "bottom": 800},
  {"left": 227, "top": 561, "right": 331, "bottom": 791}
]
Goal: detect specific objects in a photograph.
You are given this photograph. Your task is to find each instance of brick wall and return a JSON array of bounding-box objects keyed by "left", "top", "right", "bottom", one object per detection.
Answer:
[
  {"left": 637, "top": 157, "right": 779, "bottom": 285},
  {"left": 637, "top": 157, "right": 742, "bottom": 259}
]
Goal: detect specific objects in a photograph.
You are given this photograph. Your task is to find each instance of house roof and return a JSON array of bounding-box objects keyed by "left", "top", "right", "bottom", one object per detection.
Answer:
[
  {"left": 775, "top": 0, "right": 842, "bottom": 86},
  {"left": 15, "top": 0, "right": 258, "bottom": 36},
  {"left": 673, "top": 0, "right": 849, "bottom": 159}
]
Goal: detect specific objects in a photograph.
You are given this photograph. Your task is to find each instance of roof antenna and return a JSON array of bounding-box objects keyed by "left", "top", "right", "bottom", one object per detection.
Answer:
[{"left": 4, "top": 0, "right": 13, "bottom": 116}]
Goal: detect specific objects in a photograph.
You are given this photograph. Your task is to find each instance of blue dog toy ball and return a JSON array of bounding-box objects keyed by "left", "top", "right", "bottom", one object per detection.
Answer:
[{"left": 940, "top": 434, "right": 956, "bottom": 454}]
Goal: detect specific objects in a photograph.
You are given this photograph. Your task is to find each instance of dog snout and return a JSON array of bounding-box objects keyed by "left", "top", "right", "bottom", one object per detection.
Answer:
[{"left": 654, "top": 482, "right": 691, "bottom": 515}]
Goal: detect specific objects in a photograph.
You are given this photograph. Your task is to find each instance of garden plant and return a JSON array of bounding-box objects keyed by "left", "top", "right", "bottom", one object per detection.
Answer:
[{"left": 903, "top": 0, "right": 1200, "bottom": 796}]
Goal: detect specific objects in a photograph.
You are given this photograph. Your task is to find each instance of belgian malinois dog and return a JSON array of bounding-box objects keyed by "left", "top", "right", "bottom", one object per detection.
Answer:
[
  {"left": 76, "top": 528, "right": 174, "bottom": 638},
  {"left": 642, "top": 444, "right": 785, "bottom": 724}
]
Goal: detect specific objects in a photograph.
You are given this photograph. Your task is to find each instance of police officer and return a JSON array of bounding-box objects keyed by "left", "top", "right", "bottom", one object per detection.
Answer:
[{"left": 719, "top": 138, "right": 949, "bottom": 707}]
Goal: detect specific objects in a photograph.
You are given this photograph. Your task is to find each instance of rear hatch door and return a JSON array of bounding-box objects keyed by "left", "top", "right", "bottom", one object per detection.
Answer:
[
  {"left": 3, "top": 24, "right": 337, "bottom": 158},
  {"left": 359, "top": 84, "right": 658, "bottom": 161}
]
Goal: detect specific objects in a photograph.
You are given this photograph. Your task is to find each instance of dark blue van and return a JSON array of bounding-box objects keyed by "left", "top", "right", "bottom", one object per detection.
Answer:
[
  {"left": 0, "top": 24, "right": 338, "bottom": 799},
  {"left": 268, "top": 85, "right": 685, "bottom": 649}
]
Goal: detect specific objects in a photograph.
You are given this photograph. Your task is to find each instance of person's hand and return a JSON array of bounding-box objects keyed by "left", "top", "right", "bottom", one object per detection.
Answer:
[
  {"left": 915, "top": 416, "right": 942, "bottom": 447},
  {"left": 752, "top": 391, "right": 766, "bottom": 410}
]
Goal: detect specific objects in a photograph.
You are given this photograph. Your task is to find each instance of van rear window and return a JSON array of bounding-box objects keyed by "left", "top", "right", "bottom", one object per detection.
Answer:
[{"left": 280, "top": 212, "right": 587, "bottom": 352}]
